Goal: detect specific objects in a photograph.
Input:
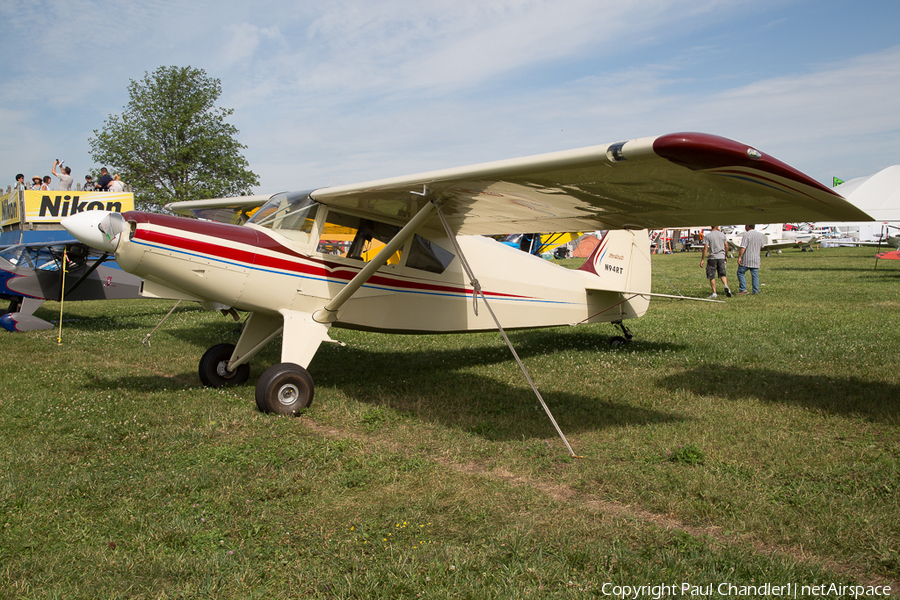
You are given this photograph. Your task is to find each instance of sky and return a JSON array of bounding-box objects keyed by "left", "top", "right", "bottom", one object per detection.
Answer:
[{"left": 2, "top": 0, "right": 899, "bottom": 196}]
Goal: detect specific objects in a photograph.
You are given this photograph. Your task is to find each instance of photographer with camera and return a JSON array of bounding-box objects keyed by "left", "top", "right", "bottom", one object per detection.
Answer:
[{"left": 52, "top": 160, "right": 74, "bottom": 191}]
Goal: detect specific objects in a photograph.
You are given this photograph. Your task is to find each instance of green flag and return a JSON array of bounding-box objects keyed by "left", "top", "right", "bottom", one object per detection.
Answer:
[{"left": 833, "top": 177, "right": 845, "bottom": 187}]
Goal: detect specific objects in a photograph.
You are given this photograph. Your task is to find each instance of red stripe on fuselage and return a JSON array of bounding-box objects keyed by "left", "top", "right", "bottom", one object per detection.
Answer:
[{"left": 126, "top": 211, "right": 529, "bottom": 299}]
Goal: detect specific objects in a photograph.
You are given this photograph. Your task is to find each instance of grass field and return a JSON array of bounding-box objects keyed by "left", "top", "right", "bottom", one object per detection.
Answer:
[{"left": 1, "top": 245, "right": 898, "bottom": 598}]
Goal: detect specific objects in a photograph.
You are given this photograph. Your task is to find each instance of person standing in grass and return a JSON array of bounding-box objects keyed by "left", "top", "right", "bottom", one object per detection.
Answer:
[
  {"left": 700, "top": 225, "right": 731, "bottom": 299},
  {"left": 737, "top": 224, "right": 766, "bottom": 295}
]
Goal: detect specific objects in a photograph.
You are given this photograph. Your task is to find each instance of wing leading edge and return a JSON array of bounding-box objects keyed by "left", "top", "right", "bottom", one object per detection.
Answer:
[{"left": 307, "top": 132, "right": 872, "bottom": 235}]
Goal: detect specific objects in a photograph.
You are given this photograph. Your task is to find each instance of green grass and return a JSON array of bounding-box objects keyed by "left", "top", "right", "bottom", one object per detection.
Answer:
[{"left": 1, "top": 246, "right": 898, "bottom": 598}]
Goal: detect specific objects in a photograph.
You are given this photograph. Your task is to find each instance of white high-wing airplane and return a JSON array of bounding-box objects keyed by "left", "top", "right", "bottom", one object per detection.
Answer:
[
  {"left": 62, "top": 133, "right": 871, "bottom": 415},
  {"left": 725, "top": 223, "right": 820, "bottom": 257}
]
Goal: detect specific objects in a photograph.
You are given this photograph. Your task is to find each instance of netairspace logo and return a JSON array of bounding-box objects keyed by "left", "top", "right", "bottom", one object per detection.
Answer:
[{"left": 600, "top": 582, "right": 892, "bottom": 599}]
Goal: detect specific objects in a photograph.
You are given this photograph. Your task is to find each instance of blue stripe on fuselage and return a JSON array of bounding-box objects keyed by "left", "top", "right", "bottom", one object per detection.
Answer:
[{"left": 132, "top": 239, "right": 579, "bottom": 307}]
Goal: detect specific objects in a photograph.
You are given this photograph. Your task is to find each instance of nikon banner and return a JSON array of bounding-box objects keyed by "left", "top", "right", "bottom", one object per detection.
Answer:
[
  {"left": 20, "top": 191, "right": 134, "bottom": 224},
  {"left": 1, "top": 188, "right": 21, "bottom": 227}
]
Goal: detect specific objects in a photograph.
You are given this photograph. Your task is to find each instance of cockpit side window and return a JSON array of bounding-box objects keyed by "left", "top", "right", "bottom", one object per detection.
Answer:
[
  {"left": 318, "top": 211, "right": 402, "bottom": 264},
  {"left": 316, "top": 209, "right": 455, "bottom": 272},
  {"left": 32, "top": 248, "right": 62, "bottom": 271}
]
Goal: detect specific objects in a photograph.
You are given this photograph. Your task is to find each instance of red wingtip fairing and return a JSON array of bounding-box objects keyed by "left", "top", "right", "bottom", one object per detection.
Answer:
[{"left": 653, "top": 132, "right": 838, "bottom": 197}]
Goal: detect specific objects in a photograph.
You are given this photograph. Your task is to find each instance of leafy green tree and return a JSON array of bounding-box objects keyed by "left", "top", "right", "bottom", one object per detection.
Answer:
[{"left": 89, "top": 66, "right": 258, "bottom": 210}]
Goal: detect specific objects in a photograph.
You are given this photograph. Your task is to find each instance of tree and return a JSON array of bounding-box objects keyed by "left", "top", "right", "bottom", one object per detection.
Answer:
[{"left": 89, "top": 66, "right": 259, "bottom": 210}]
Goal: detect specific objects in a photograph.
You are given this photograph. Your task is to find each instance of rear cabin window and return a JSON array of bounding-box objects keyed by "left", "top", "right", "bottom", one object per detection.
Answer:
[{"left": 406, "top": 235, "right": 455, "bottom": 273}]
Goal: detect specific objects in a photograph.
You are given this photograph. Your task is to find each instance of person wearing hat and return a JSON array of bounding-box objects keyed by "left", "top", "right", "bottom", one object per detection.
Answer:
[
  {"left": 83, "top": 174, "right": 96, "bottom": 192},
  {"left": 30, "top": 176, "right": 42, "bottom": 190}
]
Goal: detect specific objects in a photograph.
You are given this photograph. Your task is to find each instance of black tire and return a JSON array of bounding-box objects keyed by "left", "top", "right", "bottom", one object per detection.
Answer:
[
  {"left": 255, "top": 363, "right": 314, "bottom": 415},
  {"left": 609, "top": 336, "right": 628, "bottom": 347},
  {"left": 199, "top": 343, "right": 250, "bottom": 387}
]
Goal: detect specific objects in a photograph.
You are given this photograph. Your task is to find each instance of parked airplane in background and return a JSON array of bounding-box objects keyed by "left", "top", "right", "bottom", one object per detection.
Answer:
[
  {"left": 496, "top": 232, "right": 581, "bottom": 256},
  {"left": 726, "top": 223, "right": 819, "bottom": 256},
  {"left": 62, "top": 132, "right": 872, "bottom": 415},
  {"left": 0, "top": 241, "right": 143, "bottom": 332}
]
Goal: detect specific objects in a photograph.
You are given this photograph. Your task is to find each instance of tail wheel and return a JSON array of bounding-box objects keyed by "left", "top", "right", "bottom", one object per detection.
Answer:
[
  {"left": 199, "top": 343, "right": 250, "bottom": 387},
  {"left": 255, "top": 363, "right": 314, "bottom": 416}
]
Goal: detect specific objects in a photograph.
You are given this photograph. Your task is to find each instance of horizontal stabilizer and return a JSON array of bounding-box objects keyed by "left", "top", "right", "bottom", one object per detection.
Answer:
[{"left": 0, "top": 312, "right": 54, "bottom": 332}]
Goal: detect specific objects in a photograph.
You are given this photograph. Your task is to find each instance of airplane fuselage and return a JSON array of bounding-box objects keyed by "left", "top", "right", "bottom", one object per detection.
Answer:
[{"left": 116, "top": 211, "right": 650, "bottom": 334}]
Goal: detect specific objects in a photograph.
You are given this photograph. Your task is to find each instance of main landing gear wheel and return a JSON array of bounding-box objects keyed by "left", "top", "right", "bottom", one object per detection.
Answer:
[
  {"left": 609, "top": 320, "right": 634, "bottom": 347},
  {"left": 255, "top": 362, "right": 314, "bottom": 416},
  {"left": 199, "top": 343, "right": 250, "bottom": 387}
]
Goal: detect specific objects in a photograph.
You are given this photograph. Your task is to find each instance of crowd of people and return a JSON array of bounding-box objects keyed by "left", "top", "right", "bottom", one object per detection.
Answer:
[{"left": 14, "top": 162, "right": 125, "bottom": 192}]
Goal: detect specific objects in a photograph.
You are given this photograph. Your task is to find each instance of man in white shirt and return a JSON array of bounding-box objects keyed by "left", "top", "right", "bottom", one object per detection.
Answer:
[{"left": 52, "top": 160, "right": 74, "bottom": 191}]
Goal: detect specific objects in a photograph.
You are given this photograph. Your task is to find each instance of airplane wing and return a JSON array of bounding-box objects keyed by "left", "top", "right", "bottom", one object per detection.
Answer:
[
  {"left": 1, "top": 240, "right": 146, "bottom": 332},
  {"left": 306, "top": 133, "right": 873, "bottom": 236},
  {"left": 761, "top": 240, "right": 798, "bottom": 251},
  {"left": 856, "top": 237, "right": 900, "bottom": 248}
]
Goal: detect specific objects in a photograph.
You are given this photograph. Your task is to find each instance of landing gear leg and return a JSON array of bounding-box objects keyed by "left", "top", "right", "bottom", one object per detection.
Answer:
[
  {"left": 199, "top": 343, "right": 251, "bottom": 387},
  {"left": 4, "top": 299, "right": 21, "bottom": 315},
  {"left": 609, "top": 320, "right": 634, "bottom": 347}
]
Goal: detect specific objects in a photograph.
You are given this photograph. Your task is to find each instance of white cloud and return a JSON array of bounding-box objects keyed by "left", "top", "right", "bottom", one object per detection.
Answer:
[
  {"left": 220, "top": 23, "right": 283, "bottom": 66},
  {"left": 1, "top": 0, "right": 898, "bottom": 195}
]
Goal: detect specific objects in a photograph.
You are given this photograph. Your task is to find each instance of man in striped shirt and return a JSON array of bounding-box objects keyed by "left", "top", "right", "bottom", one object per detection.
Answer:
[{"left": 737, "top": 224, "right": 766, "bottom": 295}]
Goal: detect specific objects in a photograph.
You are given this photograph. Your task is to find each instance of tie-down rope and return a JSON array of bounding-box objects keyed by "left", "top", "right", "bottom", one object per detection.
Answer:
[
  {"left": 142, "top": 300, "right": 182, "bottom": 352},
  {"left": 435, "top": 206, "right": 579, "bottom": 458}
]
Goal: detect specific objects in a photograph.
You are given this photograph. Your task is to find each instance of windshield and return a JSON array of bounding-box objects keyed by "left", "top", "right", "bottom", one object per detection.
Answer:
[
  {"left": 0, "top": 246, "right": 28, "bottom": 267},
  {"left": 0, "top": 245, "right": 65, "bottom": 271},
  {"left": 247, "top": 191, "right": 318, "bottom": 243},
  {"left": 247, "top": 191, "right": 317, "bottom": 229}
]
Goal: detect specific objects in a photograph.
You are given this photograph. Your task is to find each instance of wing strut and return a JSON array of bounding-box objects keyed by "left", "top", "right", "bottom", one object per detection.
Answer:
[
  {"left": 434, "top": 205, "right": 580, "bottom": 459},
  {"left": 312, "top": 196, "right": 438, "bottom": 324},
  {"left": 61, "top": 251, "right": 110, "bottom": 299}
]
